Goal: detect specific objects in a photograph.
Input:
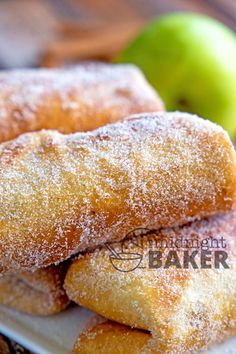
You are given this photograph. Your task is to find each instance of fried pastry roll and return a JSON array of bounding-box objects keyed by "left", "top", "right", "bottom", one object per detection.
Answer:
[
  {"left": 73, "top": 321, "right": 150, "bottom": 354},
  {"left": 72, "top": 319, "right": 236, "bottom": 354},
  {"left": 65, "top": 212, "right": 236, "bottom": 353},
  {"left": 1, "top": 112, "right": 236, "bottom": 273},
  {"left": 0, "top": 264, "right": 69, "bottom": 315},
  {"left": 0, "top": 63, "right": 163, "bottom": 142}
]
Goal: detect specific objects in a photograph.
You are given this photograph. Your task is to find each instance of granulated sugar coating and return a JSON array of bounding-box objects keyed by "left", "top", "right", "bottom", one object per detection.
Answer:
[
  {"left": 73, "top": 321, "right": 151, "bottom": 354},
  {"left": 0, "top": 263, "right": 69, "bottom": 315},
  {"left": 0, "top": 63, "right": 163, "bottom": 142},
  {"left": 66, "top": 211, "right": 236, "bottom": 353},
  {"left": 0, "top": 112, "right": 236, "bottom": 273}
]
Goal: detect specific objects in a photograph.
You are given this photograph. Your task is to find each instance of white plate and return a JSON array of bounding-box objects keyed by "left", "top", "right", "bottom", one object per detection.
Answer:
[
  {"left": 0, "top": 305, "right": 235, "bottom": 354},
  {"left": 0, "top": 304, "right": 93, "bottom": 354}
]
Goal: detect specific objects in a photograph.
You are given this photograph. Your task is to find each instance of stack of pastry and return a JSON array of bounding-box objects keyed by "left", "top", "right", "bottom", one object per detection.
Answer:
[
  {"left": 0, "top": 63, "right": 235, "bottom": 354},
  {"left": 0, "top": 62, "right": 163, "bottom": 315}
]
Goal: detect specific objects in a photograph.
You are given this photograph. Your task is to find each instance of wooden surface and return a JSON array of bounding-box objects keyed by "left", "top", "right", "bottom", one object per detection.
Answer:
[
  {"left": 44, "top": 0, "right": 236, "bottom": 66},
  {"left": 0, "top": 0, "right": 235, "bottom": 68},
  {"left": 48, "top": 0, "right": 236, "bottom": 30}
]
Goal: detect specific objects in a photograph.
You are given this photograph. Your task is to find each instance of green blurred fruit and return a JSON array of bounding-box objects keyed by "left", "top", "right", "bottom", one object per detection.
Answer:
[{"left": 117, "top": 13, "right": 236, "bottom": 137}]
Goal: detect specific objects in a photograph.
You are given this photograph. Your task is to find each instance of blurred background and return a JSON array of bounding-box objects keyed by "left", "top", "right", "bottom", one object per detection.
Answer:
[{"left": 0, "top": 0, "right": 235, "bottom": 69}]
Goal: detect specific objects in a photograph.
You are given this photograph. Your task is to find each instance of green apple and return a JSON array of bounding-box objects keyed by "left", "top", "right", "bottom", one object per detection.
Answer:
[{"left": 117, "top": 13, "right": 236, "bottom": 137}]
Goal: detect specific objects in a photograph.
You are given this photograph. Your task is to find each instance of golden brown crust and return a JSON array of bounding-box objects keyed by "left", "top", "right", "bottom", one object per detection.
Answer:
[
  {"left": 73, "top": 321, "right": 150, "bottom": 354},
  {"left": 0, "top": 264, "right": 69, "bottom": 315},
  {"left": 1, "top": 112, "right": 236, "bottom": 273},
  {"left": 65, "top": 212, "right": 236, "bottom": 353},
  {"left": 0, "top": 63, "right": 163, "bottom": 143},
  {"left": 73, "top": 319, "right": 236, "bottom": 354}
]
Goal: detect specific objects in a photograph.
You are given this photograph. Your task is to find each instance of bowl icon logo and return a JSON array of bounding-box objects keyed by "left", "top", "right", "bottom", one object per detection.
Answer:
[{"left": 106, "top": 244, "right": 143, "bottom": 272}]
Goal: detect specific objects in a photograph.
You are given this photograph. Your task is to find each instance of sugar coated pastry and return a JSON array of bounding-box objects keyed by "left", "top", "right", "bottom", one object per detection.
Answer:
[
  {"left": 0, "top": 264, "right": 69, "bottom": 315},
  {"left": 0, "top": 63, "right": 163, "bottom": 142},
  {"left": 1, "top": 112, "right": 236, "bottom": 273},
  {"left": 73, "top": 321, "right": 150, "bottom": 354},
  {"left": 73, "top": 319, "right": 235, "bottom": 354},
  {"left": 65, "top": 212, "right": 236, "bottom": 353}
]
